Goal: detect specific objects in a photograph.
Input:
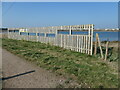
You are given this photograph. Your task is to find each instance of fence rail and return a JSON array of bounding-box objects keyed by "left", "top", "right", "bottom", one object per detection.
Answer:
[{"left": 8, "top": 24, "right": 94, "bottom": 55}]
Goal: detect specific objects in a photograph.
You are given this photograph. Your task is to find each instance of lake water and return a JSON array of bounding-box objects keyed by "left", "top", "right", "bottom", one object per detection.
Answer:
[
  {"left": 1, "top": 31, "right": 119, "bottom": 41},
  {"left": 93, "top": 31, "right": 118, "bottom": 41},
  {"left": 58, "top": 31, "right": 118, "bottom": 41}
]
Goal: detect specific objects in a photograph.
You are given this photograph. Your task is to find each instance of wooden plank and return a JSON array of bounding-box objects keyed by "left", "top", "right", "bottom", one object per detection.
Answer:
[
  {"left": 85, "top": 35, "right": 87, "bottom": 54},
  {"left": 69, "top": 26, "right": 72, "bottom": 35},
  {"left": 63, "top": 35, "right": 65, "bottom": 48},
  {"left": 61, "top": 34, "right": 62, "bottom": 47},
  {"left": 90, "top": 24, "right": 94, "bottom": 55},
  {"left": 70, "top": 35, "right": 72, "bottom": 50},
  {"left": 72, "top": 36, "right": 74, "bottom": 50},
  {"left": 88, "top": 25, "right": 91, "bottom": 55},
  {"left": 96, "top": 33, "right": 104, "bottom": 59},
  {"left": 83, "top": 36, "right": 84, "bottom": 53},
  {"left": 81, "top": 36, "right": 83, "bottom": 53},
  {"left": 87, "top": 35, "right": 89, "bottom": 54},
  {"left": 76, "top": 35, "right": 79, "bottom": 52},
  {"left": 94, "top": 33, "right": 98, "bottom": 55},
  {"left": 105, "top": 41, "right": 109, "bottom": 60},
  {"left": 79, "top": 36, "right": 82, "bottom": 52}
]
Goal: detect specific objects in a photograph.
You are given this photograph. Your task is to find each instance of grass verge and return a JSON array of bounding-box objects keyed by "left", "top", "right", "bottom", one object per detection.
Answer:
[{"left": 2, "top": 38, "right": 118, "bottom": 88}]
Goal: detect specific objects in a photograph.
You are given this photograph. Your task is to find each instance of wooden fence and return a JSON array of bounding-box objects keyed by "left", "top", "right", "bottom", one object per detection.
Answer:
[{"left": 8, "top": 24, "right": 94, "bottom": 55}]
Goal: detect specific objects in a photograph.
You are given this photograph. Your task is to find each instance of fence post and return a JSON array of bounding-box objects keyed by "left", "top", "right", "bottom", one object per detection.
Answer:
[
  {"left": 96, "top": 33, "right": 104, "bottom": 59},
  {"left": 105, "top": 41, "right": 109, "bottom": 60},
  {"left": 90, "top": 24, "right": 94, "bottom": 55},
  {"left": 94, "top": 33, "right": 98, "bottom": 55},
  {"left": 88, "top": 24, "right": 91, "bottom": 55}
]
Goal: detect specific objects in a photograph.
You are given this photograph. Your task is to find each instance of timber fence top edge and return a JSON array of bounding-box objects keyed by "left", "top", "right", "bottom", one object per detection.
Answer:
[{"left": 8, "top": 24, "right": 94, "bottom": 29}]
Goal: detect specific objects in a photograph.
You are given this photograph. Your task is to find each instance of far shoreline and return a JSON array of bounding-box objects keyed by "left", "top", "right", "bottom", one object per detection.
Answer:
[{"left": 93, "top": 30, "right": 119, "bottom": 32}]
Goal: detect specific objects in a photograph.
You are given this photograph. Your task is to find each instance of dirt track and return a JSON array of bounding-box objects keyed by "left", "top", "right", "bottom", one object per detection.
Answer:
[{"left": 2, "top": 48, "right": 67, "bottom": 88}]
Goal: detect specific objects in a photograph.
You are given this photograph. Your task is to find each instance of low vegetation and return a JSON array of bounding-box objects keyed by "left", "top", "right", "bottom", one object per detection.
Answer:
[
  {"left": 2, "top": 38, "right": 118, "bottom": 88},
  {"left": 101, "top": 41, "right": 118, "bottom": 62}
]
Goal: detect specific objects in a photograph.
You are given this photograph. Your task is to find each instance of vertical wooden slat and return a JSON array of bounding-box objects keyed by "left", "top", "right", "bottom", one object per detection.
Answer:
[
  {"left": 105, "top": 41, "right": 109, "bottom": 60},
  {"left": 80, "top": 36, "right": 82, "bottom": 53},
  {"left": 81, "top": 35, "right": 83, "bottom": 53},
  {"left": 88, "top": 24, "right": 91, "bottom": 55},
  {"left": 76, "top": 35, "right": 79, "bottom": 52},
  {"left": 72, "top": 35, "right": 74, "bottom": 50},
  {"left": 82, "top": 36, "right": 84, "bottom": 53},
  {"left": 94, "top": 33, "right": 98, "bottom": 55},
  {"left": 79, "top": 36, "right": 81, "bottom": 52},
  {"left": 69, "top": 26, "right": 72, "bottom": 35},
  {"left": 61, "top": 34, "right": 62, "bottom": 47},
  {"left": 83, "top": 35, "right": 85, "bottom": 53},
  {"left": 85, "top": 35, "right": 87, "bottom": 54},
  {"left": 90, "top": 24, "right": 94, "bottom": 55}
]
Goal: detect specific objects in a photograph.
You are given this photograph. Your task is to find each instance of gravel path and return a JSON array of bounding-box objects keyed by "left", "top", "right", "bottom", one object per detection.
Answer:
[{"left": 2, "top": 48, "right": 67, "bottom": 88}]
